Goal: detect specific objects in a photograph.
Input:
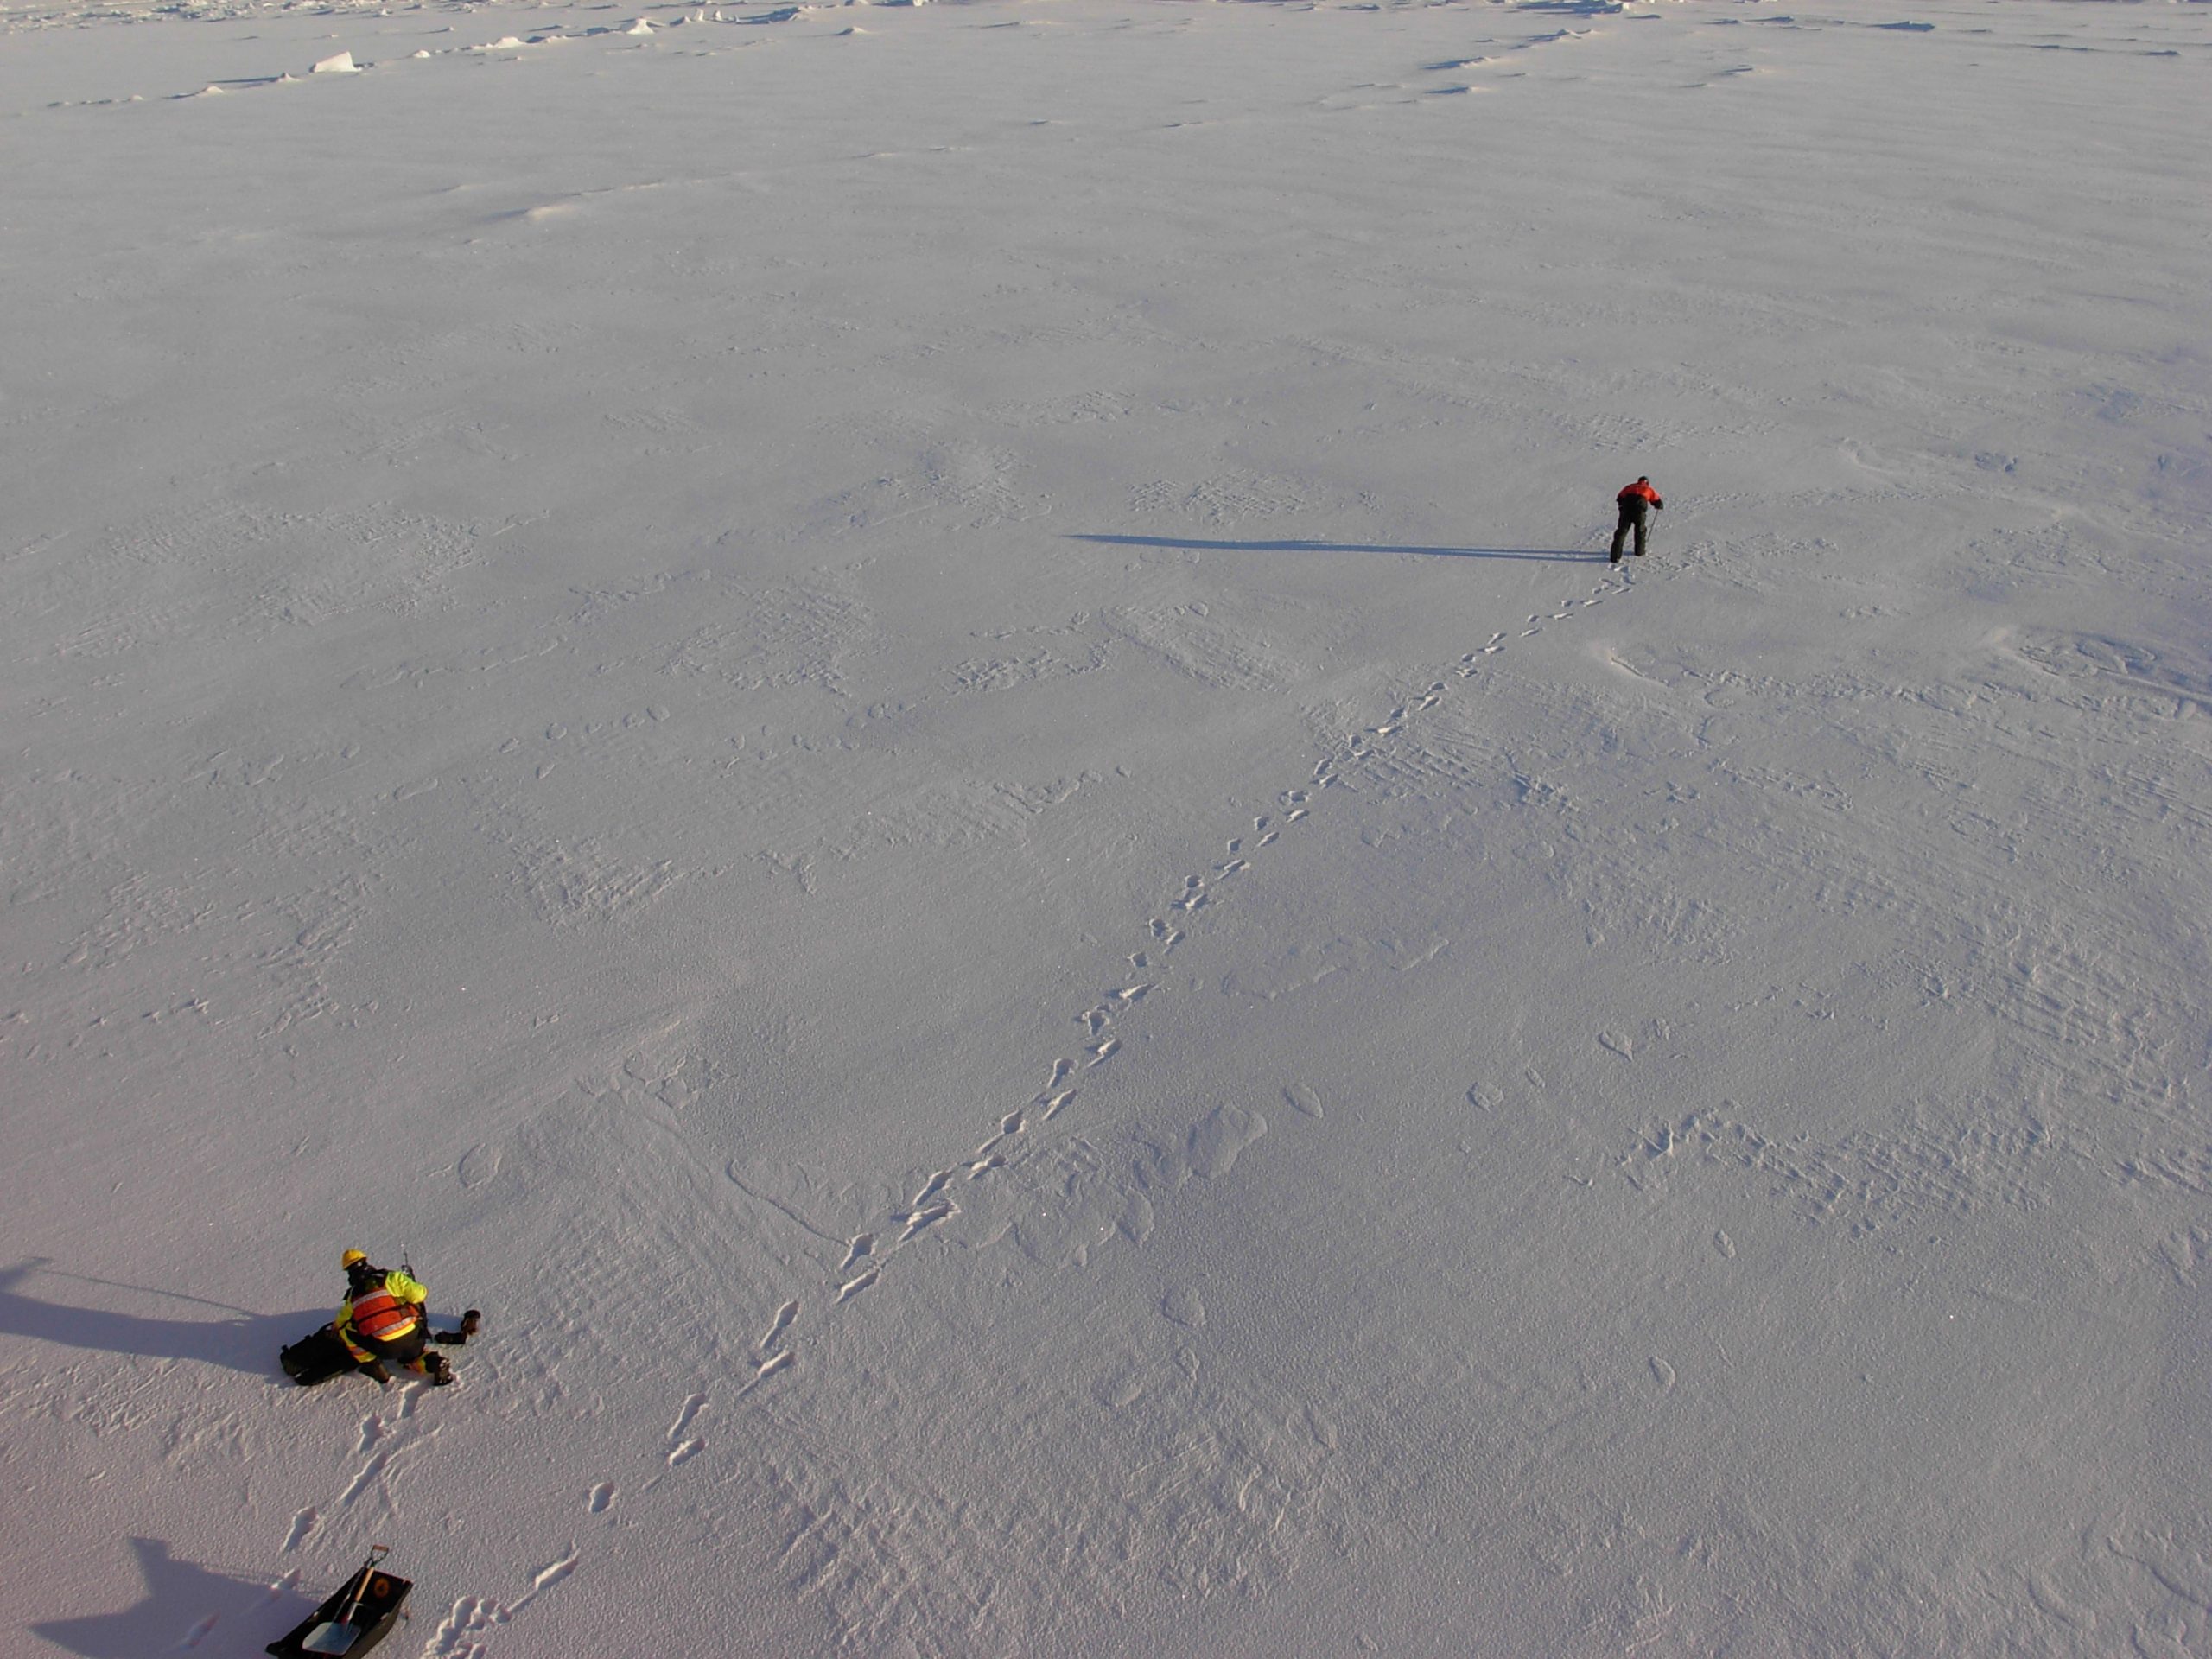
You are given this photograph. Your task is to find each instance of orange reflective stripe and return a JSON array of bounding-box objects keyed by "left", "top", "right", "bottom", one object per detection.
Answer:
[{"left": 347, "top": 1287, "right": 419, "bottom": 1344}]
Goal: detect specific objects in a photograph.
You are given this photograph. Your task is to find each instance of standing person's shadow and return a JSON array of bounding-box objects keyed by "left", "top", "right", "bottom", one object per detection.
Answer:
[
  {"left": 1070, "top": 533, "right": 1593, "bottom": 560},
  {"left": 30, "top": 1536, "right": 297, "bottom": 1657},
  {"left": 0, "top": 1259, "right": 324, "bottom": 1377}
]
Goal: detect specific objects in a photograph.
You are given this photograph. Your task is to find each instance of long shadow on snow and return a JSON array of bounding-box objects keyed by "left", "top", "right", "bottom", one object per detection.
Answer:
[
  {"left": 1071, "top": 533, "right": 1592, "bottom": 561},
  {"left": 0, "top": 1259, "right": 323, "bottom": 1378},
  {"left": 32, "top": 1537, "right": 299, "bottom": 1659}
]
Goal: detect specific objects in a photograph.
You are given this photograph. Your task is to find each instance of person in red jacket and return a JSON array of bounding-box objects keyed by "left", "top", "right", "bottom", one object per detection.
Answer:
[{"left": 1610, "top": 476, "right": 1663, "bottom": 564}]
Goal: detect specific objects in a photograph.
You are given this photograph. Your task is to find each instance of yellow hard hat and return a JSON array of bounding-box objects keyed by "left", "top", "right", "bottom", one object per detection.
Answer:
[{"left": 341, "top": 1248, "right": 368, "bottom": 1268}]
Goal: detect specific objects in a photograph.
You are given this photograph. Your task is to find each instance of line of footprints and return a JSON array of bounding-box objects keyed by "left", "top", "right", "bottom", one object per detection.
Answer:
[
  {"left": 719, "top": 569, "right": 1629, "bottom": 1401},
  {"left": 260, "top": 576, "right": 1622, "bottom": 1656}
]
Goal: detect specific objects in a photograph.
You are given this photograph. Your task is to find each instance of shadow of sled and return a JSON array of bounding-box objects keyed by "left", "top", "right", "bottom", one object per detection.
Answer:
[{"left": 30, "top": 1539, "right": 280, "bottom": 1659}]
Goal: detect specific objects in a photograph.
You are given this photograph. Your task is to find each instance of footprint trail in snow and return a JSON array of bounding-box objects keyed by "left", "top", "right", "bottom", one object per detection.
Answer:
[{"left": 725, "top": 563, "right": 1633, "bottom": 1385}]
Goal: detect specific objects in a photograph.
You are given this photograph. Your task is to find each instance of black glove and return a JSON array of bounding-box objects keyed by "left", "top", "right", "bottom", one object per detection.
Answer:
[{"left": 431, "top": 1309, "right": 483, "bottom": 1346}]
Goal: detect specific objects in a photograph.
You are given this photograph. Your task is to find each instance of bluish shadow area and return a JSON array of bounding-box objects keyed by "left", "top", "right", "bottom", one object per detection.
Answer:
[
  {"left": 30, "top": 1537, "right": 297, "bottom": 1659},
  {"left": 1071, "top": 534, "right": 1592, "bottom": 562},
  {"left": 0, "top": 1259, "right": 322, "bottom": 1378}
]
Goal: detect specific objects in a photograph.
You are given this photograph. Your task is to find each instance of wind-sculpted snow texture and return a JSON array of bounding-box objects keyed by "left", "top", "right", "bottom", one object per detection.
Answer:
[{"left": 4, "top": 0, "right": 2210, "bottom": 1653}]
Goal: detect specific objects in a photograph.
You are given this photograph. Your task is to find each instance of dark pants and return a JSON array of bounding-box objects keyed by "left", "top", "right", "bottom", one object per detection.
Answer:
[
  {"left": 1609, "top": 501, "right": 1648, "bottom": 563},
  {"left": 354, "top": 1325, "right": 427, "bottom": 1374}
]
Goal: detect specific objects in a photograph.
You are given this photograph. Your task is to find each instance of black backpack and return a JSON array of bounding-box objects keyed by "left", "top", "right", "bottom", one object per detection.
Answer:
[{"left": 277, "top": 1324, "right": 358, "bottom": 1388}]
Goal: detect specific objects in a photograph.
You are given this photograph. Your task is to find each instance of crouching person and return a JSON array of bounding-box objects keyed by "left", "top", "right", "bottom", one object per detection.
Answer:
[{"left": 338, "top": 1249, "right": 453, "bottom": 1387}]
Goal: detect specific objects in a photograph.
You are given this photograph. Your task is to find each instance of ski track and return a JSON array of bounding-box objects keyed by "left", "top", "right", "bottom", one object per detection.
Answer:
[{"left": 730, "top": 563, "right": 1634, "bottom": 1387}]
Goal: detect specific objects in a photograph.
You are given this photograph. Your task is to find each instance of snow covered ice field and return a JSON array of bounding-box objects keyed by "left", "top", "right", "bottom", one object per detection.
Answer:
[{"left": 3, "top": 0, "right": 2210, "bottom": 1651}]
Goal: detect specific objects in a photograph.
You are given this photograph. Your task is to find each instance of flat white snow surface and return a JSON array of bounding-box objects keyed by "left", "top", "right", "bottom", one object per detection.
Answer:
[{"left": 4, "top": 0, "right": 2210, "bottom": 1653}]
